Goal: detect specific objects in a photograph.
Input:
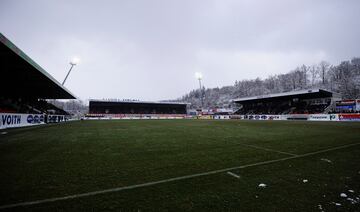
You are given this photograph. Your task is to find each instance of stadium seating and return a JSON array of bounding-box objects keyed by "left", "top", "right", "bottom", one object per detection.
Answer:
[
  {"left": 0, "top": 98, "right": 68, "bottom": 115},
  {"left": 235, "top": 100, "right": 331, "bottom": 115}
]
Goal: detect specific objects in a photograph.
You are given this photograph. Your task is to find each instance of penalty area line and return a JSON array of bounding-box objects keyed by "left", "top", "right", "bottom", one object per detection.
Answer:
[
  {"left": 239, "top": 143, "right": 298, "bottom": 156},
  {"left": 1, "top": 142, "right": 360, "bottom": 210},
  {"left": 227, "top": 171, "right": 241, "bottom": 179}
]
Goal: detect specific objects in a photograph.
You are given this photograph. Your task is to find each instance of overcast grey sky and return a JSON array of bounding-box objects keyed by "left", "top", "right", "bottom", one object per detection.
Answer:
[{"left": 1, "top": 0, "right": 360, "bottom": 101}]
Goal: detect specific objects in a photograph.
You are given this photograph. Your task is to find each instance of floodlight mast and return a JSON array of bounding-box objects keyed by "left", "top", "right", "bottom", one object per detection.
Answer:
[
  {"left": 195, "top": 72, "right": 204, "bottom": 109},
  {"left": 62, "top": 58, "right": 79, "bottom": 86}
]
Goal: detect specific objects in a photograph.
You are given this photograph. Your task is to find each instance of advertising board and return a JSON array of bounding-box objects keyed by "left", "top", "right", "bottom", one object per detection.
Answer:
[
  {"left": 0, "top": 113, "right": 45, "bottom": 129},
  {"left": 338, "top": 114, "right": 360, "bottom": 121},
  {"left": 308, "top": 114, "right": 331, "bottom": 121}
]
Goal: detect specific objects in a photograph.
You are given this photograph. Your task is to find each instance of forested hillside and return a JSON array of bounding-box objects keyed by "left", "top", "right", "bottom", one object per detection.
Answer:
[{"left": 179, "top": 58, "right": 360, "bottom": 109}]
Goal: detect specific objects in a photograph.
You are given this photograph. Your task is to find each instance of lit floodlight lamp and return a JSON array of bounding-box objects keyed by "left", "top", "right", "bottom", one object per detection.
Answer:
[
  {"left": 195, "top": 72, "right": 203, "bottom": 80},
  {"left": 70, "top": 57, "right": 80, "bottom": 65},
  {"left": 62, "top": 57, "right": 80, "bottom": 85}
]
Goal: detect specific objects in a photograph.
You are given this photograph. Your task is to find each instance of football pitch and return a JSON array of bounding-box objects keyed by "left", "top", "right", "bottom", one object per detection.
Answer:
[{"left": 0, "top": 120, "right": 360, "bottom": 211}]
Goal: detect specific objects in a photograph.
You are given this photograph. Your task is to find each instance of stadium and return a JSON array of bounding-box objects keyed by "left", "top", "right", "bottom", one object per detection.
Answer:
[{"left": 0, "top": 32, "right": 360, "bottom": 212}]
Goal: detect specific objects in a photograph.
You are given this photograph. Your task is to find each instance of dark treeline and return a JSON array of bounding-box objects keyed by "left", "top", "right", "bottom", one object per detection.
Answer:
[{"left": 179, "top": 57, "right": 360, "bottom": 109}]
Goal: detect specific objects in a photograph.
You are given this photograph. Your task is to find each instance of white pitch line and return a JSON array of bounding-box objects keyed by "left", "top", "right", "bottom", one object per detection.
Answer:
[
  {"left": 227, "top": 171, "right": 241, "bottom": 179},
  {"left": 1, "top": 142, "right": 360, "bottom": 210},
  {"left": 240, "top": 143, "right": 298, "bottom": 156}
]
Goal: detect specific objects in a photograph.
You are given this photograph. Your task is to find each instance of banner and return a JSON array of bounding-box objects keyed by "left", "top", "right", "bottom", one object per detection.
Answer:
[
  {"left": 308, "top": 114, "right": 340, "bottom": 121},
  {"left": 47, "top": 115, "right": 66, "bottom": 123},
  {"left": 198, "top": 115, "right": 213, "bottom": 119},
  {"left": 286, "top": 114, "right": 309, "bottom": 120},
  {"left": 231, "top": 114, "right": 345, "bottom": 121},
  {"left": 338, "top": 114, "right": 360, "bottom": 121},
  {"left": 308, "top": 114, "right": 331, "bottom": 121},
  {"left": 329, "top": 114, "right": 339, "bottom": 121},
  {"left": 214, "top": 115, "right": 230, "bottom": 119},
  {"left": 229, "top": 115, "right": 243, "bottom": 119},
  {"left": 242, "top": 115, "right": 282, "bottom": 120},
  {"left": 0, "top": 113, "right": 45, "bottom": 129}
]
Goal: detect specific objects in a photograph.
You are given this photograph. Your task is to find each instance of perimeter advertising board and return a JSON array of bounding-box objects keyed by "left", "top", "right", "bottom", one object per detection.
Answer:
[
  {"left": 308, "top": 114, "right": 331, "bottom": 121},
  {"left": 214, "top": 115, "right": 230, "bottom": 119},
  {"left": 308, "top": 114, "right": 341, "bottom": 121},
  {"left": 338, "top": 114, "right": 360, "bottom": 121},
  {"left": 47, "top": 115, "right": 66, "bottom": 123},
  {"left": 0, "top": 113, "right": 45, "bottom": 129},
  {"left": 243, "top": 115, "right": 282, "bottom": 120}
]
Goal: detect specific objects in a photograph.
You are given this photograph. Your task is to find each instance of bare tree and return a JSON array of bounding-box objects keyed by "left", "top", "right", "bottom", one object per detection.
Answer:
[
  {"left": 300, "top": 65, "right": 310, "bottom": 88},
  {"left": 318, "top": 61, "right": 330, "bottom": 86},
  {"left": 179, "top": 57, "right": 360, "bottom": 108},
  {"left": 309, "top": 64, "right": 319, "bottom": 86}
]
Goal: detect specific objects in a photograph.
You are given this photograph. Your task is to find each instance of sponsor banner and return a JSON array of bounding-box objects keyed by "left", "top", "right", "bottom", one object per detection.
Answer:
[
  {"left": 286, "top": 114, "right": 309, "bottom": 120},
  {"left": 336, "top": 105, "right": 355, "bottom": 110},
  {"left": 338, "top": 114, "right": 360, "bottom": 121},
  {"left": 85, "top": 114, "right": 105, "bottom": 118},
  {"left": 198, "top": 115, "right": 213, "bottom": 119},
  {"left": 308, "top": 114, "right": 339, "bottom": 121},
  {"left": 86, "top": 114, "right": 187, "bottom": 120},
  {"left": 47, "top": 115, "right": 66, "bottom": 123},
  {"left": 236, "top": 114, "right": 342, "bottom": 121},
  {"left": 0, "top": 113, "right": 45, "bottom": 129},
  {"left": 243, "top": 115, "right": 282, "bottom": 120},
  {"left": 329, "top": 114, "right": 339, "bottom": 121},
  {"left": 229, "top": 115, "right": 243, "bottom": 119},
  {"left": 244, "top": 115, "right": 256, "bottom": 120},
  {"left": 266, "top": 115, "right": 282, "bottom": 120},
  {"left": 86, "top": 114, "right": 186, "bottom": 119},
  {"left": 309, "top": 114, "right": 331, "bottom": 121},
  {"left": 214, "top": 115, "right": 230, "bottom": 119}
]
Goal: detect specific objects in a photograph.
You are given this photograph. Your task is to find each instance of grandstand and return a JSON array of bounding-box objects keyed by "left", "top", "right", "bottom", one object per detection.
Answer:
[
  {"left": 0, "top": 33, "right": 76, "bottom": 128},
  {"left": 335, "top": 99, "right": 360, "bottom": 113},
  {"left": 234, "top": 89, "right": 341, "bottom": 115},
  {"left": 87, "top": 99, "right": 188, "bottom": 119}
]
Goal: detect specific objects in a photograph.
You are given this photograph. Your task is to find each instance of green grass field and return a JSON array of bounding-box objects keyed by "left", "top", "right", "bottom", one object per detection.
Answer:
[{"left": 0, "top": 120, "right": 360, "bottom": 211}]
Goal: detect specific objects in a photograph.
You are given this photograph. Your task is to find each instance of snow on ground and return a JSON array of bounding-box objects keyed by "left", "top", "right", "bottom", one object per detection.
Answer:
[
  {"left": 258, "top": 183, "right": 266, "bottom": 188},
  {"left": 320, "top": 158, "right": 332, "bottom": 163},
  {"left": 326, "top": 189, "right": 360, "bottom": 210}
]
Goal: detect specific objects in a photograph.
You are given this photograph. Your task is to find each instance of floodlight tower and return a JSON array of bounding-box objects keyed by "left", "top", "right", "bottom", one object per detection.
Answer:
[
  {"left": 195, "top": 72, "right": 204, "bottom": 109},
  {"left": 62, "top": 57, "right": 80, "bottom": 85}
]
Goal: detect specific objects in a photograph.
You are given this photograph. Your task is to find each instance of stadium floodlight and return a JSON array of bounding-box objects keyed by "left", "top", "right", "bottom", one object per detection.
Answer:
[
  {"left": 195, "top": 72, "right": 204, "bottom": 109},
  {"left": 71, "top": 57, "right": 80, "bottom": 65},
  {"left": 62, "top": 57, "right": 80, "bottom": 85},
  {"left": 195, "top": 72, "right": 203, "bottom": 80}
]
